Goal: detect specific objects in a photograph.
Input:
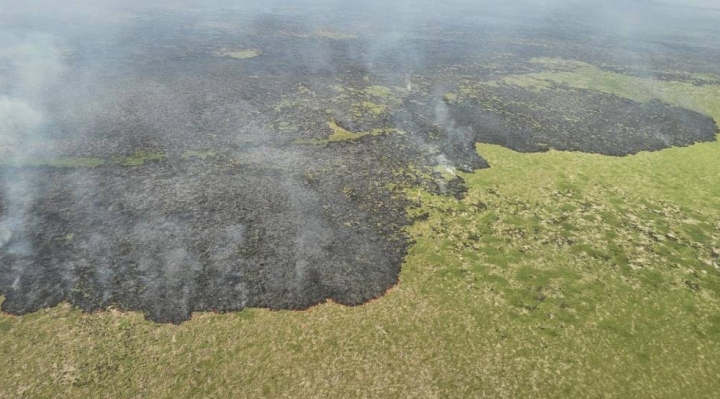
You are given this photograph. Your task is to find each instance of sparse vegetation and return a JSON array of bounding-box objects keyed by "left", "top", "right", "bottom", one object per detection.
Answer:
[
  {"left": 111, "top": 151, "right": 166, "bottom": 167},
  {"left": 215, "top": 49, "right": 262, "bottom": 59},
  {"left": 509, "top": 58, "right": 720, "bottom": 119},
  {"left": 0, "top": 151, "right": 228, "bottom": 170},
  {"left": 0, "top": 157, "right": 105, "bottom": 168},
  {"left": 295, "top": 121, "right": 400, "bottom": 145}
]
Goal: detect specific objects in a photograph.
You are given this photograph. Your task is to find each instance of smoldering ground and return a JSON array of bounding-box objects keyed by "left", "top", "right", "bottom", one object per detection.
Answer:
[{"left": 0, "top": 0, "right": 718, "bottom": 322}]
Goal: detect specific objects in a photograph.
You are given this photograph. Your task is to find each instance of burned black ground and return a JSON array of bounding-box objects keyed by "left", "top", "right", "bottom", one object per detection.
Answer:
[{"left": 1, "top": 1, "right": 719, "bottom": 322}]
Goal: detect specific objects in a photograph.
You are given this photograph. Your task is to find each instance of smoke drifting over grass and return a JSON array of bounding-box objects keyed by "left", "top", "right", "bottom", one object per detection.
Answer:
[{"left": 1, "top": 0, "right": 719, "bottom": 322}]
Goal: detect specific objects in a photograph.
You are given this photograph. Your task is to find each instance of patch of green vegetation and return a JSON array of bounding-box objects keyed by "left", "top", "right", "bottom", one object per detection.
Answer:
[
  {"left": 0, "top": 151, "right": 222, "bottom": 169},
  {"left": 499, "top": 74, "right": 553, "bottom": 91},
  {"left": 402, "top": 136, "right": 720, "bottom": 396},
  {"left": 443, "top": 93, "right": 457, "bottom": 103},
  {"left": 315, "top": 30, "right": 358, "bottom": 40},
  {"left": 348, "top": 86, "right": 404, "bottom": 120},
  {"left": 360, "top": 101, "right": 386, "bottom": 115},
  {"left": 505, "top": 58, "right": 720, "bottom": 120},
  {"left": 364, "top": 85, "right": 393, "bottom": 99},
  {"left": 112, "top": 151, "right": 165, "bottom": 167},
  {"left": 276, "top": 121, "right": 295, "bottom": 131},
  {"left": 325, "top": 120, "right": 368, "bottom": 142},
  {"left": 271, "top": 83, "right": 407, "bottom": 136},
  {"left": 181, "top": 150, "right": 217, "bottom": 160},
  {"left": 215, "top": 49, "right": 262, "bottom": 59},
  {"left": 295, "top": 121, "right": 402, "bottom": 145},
  {"left": 0, "top": 157, "right": 105, "bottom": 168},
  {"left": 370, "top": 128, "right": 404, "bottom": 136}
]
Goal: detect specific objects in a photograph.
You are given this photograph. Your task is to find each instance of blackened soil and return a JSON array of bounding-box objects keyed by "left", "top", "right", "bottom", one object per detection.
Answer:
[
  {"left": 446, "top": 91, "right": 718, "bottom": 156},
  {"left": 0, "top": 160, "right": 408, "bottom": 323},
  {"left": 1, "top": 2, "right": 718, "bottom": 322}
]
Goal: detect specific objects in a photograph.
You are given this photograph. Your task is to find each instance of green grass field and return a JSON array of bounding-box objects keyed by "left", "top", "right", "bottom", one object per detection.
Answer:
[{"left": 2, "top": 61, "right": 720, "bottom": 398}]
